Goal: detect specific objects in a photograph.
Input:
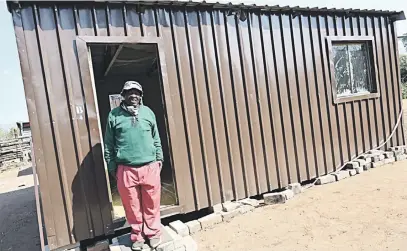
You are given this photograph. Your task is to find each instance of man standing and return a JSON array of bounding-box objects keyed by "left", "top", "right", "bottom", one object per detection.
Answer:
[{"left": 104, "top": 81, "right": 163, "bottom": 250}]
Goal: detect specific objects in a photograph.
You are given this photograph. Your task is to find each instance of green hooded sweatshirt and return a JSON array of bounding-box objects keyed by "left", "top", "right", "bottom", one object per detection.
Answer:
[{"left": 104, "top": 104, "right": 163, "bottom": 173}]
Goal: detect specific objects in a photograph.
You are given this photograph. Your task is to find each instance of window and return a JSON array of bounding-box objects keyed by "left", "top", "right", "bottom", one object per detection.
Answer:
[{"left": 327, "top": 36, "right": 380, "bottom": 103}]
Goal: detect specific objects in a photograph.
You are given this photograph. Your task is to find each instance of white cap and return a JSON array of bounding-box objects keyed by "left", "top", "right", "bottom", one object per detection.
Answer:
[{"left": 121, "top": 81, "right": 143, "bottom": 96}]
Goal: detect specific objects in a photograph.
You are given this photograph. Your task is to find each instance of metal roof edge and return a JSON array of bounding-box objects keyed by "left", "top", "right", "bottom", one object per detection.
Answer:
[{"left": 5, "top": 0, "right": 406, "bottom": 21}]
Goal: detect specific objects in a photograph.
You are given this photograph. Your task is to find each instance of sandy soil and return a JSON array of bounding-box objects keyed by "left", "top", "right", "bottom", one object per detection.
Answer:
[
  {"left": 195, "top": 160, "right": 407, "bottom": 251},
  {"left": 0, "top": 165, "right": 41, "bottom": 251}
]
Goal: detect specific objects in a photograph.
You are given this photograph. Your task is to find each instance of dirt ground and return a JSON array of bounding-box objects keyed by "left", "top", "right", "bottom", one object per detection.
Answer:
[
  {"left": 0, "top": 165, "right": 41, "bottom": 251},
  {"left": 195, "top": 160, "right": 407, "bottom": 251},
  {"left": 1, "top": 160, "right": 407, "bottom": 251}
]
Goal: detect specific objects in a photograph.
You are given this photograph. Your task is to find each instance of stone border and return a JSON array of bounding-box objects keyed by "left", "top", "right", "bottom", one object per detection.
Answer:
[{"left": 167, "top": 145, "right": 407, "bottom": 239}]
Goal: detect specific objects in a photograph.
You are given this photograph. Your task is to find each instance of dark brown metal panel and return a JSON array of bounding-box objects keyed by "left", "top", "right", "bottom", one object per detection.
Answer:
[
  {"left": 321, "top": 15, "right": 342, "bottom": 170},
  {"left": 300, "top": 15, "right": 324, "bottom": 178},
  {"left": 11, "top": 6, "right": 59, "bottom": 246},
  {"left": 268, "top": 14, "right": 291, "bottom": 186},
  {"left": 75, "top": 5, "right": 114, "bottom": 240},
  {"left": 361, "top": 16, "right": 377, "bottom": 149},
  {"left": 380, "top": 17, "right": 396, "bottom": 148},
  {"left": 153, "top": 9, "right": 196, "bottom": 211},
  {"left": 55, "top": 5, "right": 99, "bottom": 241},
  {"left": 309, "top": 15, "right": 334, "bottom": 175},
  {"left": 142, "top": 7, "right": 158, "bottom": 37},
  {"left": 224, "top": 13, "right": 251, "bottom": 198},
  {"left": 35, "top": 4, "right": 80, "bottom": 241},
  {"left": 185, "top": 10, "right": 220, "bottom": 205},
  {"left": 373, "top": 17, "right": 390, "bottom": 149},
  {"left": 236, "top": 12, "right": 264, "bottom": 195},
  {"left": 19, "top": 4, "right": 72, "bottom": 248},
  {"left": 123, "top": 4, "right": 142, "bottom": 36},
  {"left": 349, "top": 16, "right": 365, "bottom": 155},
  {"left": 281, "top": 14, "right": 303, "bottom": 183},
  {"left": 249, "top": 12, "right": 277, "bottom": 192},
  {"left": 335, "top": 16, "right": 354, "bottom": 161},
  {"left": 326, "top": 15, "right": 346, "bottom": 167},
  {"left": 212, "top": 10, "right": 244, "bottom": 199},
  {"left": 365, "top": 17, "right": 382, "bottom": 149},
  {"left": 355, "top": 16, "right": 372, "bottom": 152},
  {"left": 199, "top": 10, "right": 234, "bottom": 201},
  {"left": 291, "top": 14, "right": 316, "bottom": 180},
  {"left": 170, "top": 9, "right": 209, "bottom": 209}
]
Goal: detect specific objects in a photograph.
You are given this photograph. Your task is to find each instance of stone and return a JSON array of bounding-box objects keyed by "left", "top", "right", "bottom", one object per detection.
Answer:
[
  {"left": 156, "top": 242, "right": 175, "bottom": 251},
  {"left": 315, "top": 174, "right": 336, "bottom": 185},
  {"left": 363, "top": 162, "right": 373, "bottom": 170},
  {"left": 210, "top": 203, "right": 222, "bottom": 213},
  {"left": 349, "top": 169, "right": 357, "bottom": 176},
  {"left": 368, "top": 149, "right": 384, "bottom": 155},
  {"left": 239, "top": 198, "right": 260, "bottom": 207},
  {"left": 354, "top": 159, "right": 366, "bottom": 167},
  {"left": 169, "top": 220, "right": 189, "bottom": 237},
  {"left": 345, "top": 162, "right": 359, "bottom": 169},
  {"left": 239, "top": 205, "right": 255, "bottom": 214},
  {"left": 220, "top": 209, "right": 240, "bottom": 222},
  {"left": 263, "top": 192, "right": 286, "bottom": 204},
  {"left": 396, "top": 154, "right": 407, "bottom": 161},
  {"left": 384, "top": 151, "right": 395, "bottom": 158},
  {"left": 378, "top": 154, "right": 385, "bottom": 161},
  {"left": 173, "top": 248, "right": 186, "bottom": 251},
  {"left": 222, "top": 201, "right": 240, "bottom": 212},
  {"left": 355, "top": 166, "right": 364, "bottom": 174},
  {"left": 198, "top": 214, "right": 222, "bottom": 229},
  {"left": 384, "top": 157, "right": 395, "bottom": 164},
  {"left": 371, "top": 155, "right": 381, "bottom": 162},
  {"left": 332, "top": 171, "right": 350, "bottom": 181},
  {"left": 393, "top": 150, "right": 404, "bottom": 156},
  {"left": 163, "top": 227, "right": 184, "bottom": 250},
  {"left": 185, "top": 220, "right": 201, "bottom": 235},
  {"left": 181, "top": 236, "right": 198, "bottom": 251},
  {"left": 86, "top": 240, "right": 109, "bottom": 251},
  {"left": 372, "top": 160, "right": 385, "bottom": 168},
  {"left": 404, "top": 148, "right": 407, "bottom": 154},
  {"left": 288, "top": 183, "right": 302, "bottom": 195},
  {"left": 282, "top": 189, "right": 295, "bottom": 200}
]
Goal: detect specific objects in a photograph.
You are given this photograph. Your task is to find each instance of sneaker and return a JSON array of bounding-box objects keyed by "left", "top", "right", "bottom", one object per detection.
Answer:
[
  {"left": 149, "top": 236, "right": 162, "bottom": 248},
  {"left": 132, "top": 241, "right": 145, "bottom": 251}
]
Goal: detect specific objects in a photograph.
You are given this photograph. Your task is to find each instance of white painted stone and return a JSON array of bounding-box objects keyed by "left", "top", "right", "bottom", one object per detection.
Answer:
[
  {"left": 396, "top": 154, "right": 407, "bottom": 161},
  {"left": 354, "top": 159, "right": 366, "bottom": 167},
  {"left": 345, "top": 162, "right": 359, "bottom": 169},
  {"left": 315, "top": 175, "right": 336, "bottom": 185},
  {"left": 372, "top": 160, "right": 385, "bottom": 168},
  {"left": 222, "top": 201, "right": 240, "bottom": 212},
  {"left": 384, "top": 157, "right": 396, "bottom": 164},
  {"left": 220, "top": 209, "right": 240, "bottom": 222},
  {"left": 332, "top": 171, "right": 350, "bottom": 181},
  {"left": 282, "top": 189, "right": 295, "bottom": 200},
  {"left": 169, "top": 220, "right": 189, "bottom": 237},
  {"left": 210, "top": 203, "right": 222, "bottom": 213},
  {"left": 355, "top": 166, "right": 364, "bottom": 174},
  {"left": 185, "top": 220, "right": 201, "bottom": 235},
  {"left": 239, "top": 198, "right": 260, "bottom": 207},
  {"left": 181, "top": 236, "right": 198, "bottom": 251},
  {"left": 288, "top": 183, "right": 302, "bottom": 194},
  {"left": 198, "top": 214, "right": 222, "bottom": 229},
  {"left": 349, "top": 169, "right": 357, "bottom": 176},
  {"left": 384, "top": 151, "right": 395, "bottom": 158},
  {"left": 263, "top": 192, "right": 286, "bottom": 204},
  {"left": 239, "top": 205, "right": 255, "bottom": 214}
]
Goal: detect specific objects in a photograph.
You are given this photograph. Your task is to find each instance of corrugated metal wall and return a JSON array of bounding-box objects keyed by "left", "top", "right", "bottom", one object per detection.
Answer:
[{"left": 9, "top": 2, "right": 405, "bottom": 249}]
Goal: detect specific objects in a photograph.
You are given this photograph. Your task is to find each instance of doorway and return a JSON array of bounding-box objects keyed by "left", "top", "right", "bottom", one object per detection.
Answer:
[{"left": 88, "top": 42, "right": 178, "bottom": 221}]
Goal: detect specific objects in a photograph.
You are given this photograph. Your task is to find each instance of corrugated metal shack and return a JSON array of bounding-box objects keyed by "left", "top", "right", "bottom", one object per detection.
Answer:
[{"left": 7, "top": 1, "right": 406, "bottom": 249}]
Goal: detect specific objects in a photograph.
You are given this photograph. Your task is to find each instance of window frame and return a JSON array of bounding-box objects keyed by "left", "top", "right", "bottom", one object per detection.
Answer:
[{"left": 327, "top": 36, "right": 380, "bottom": 104}]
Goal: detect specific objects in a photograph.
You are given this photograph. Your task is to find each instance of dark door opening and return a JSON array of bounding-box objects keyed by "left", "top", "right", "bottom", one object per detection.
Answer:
[{"left": 89, "top": 43, "right": 177, "bottom": 221}]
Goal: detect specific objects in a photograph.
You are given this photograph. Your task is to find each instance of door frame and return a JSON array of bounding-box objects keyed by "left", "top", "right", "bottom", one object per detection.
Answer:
[{"left": 75, "top": 36, "right": 184, "bottom": 223}]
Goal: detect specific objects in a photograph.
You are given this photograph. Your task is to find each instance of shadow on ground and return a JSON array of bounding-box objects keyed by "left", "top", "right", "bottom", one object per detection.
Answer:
[{"left": 0, "top": 182, "right": 40, "bottom": 251}]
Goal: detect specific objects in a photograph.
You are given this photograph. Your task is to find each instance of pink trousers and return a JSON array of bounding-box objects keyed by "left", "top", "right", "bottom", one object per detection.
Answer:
[{"left": 117, "top": 162, "right": 161, "bottom": 242}]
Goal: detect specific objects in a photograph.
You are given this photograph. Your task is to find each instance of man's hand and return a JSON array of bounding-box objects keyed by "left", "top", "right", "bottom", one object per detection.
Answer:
[{"left": 158, "top": 161, "right": 163, "bottom": 170}]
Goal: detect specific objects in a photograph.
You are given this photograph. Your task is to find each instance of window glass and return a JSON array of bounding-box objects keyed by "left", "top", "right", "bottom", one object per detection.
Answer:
[{"left": 332, "top": 42, "right": 373, "bottom": 97}]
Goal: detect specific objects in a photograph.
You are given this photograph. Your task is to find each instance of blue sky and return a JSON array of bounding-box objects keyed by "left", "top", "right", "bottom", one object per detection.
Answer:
[{"left": 0, "top": 0, "right": 406, "bottom": 130}]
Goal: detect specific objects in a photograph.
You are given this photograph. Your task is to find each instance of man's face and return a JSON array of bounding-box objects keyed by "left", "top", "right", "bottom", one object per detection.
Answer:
[{"left": 124, "top": 89, "right": 142, "bottom": 106}]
